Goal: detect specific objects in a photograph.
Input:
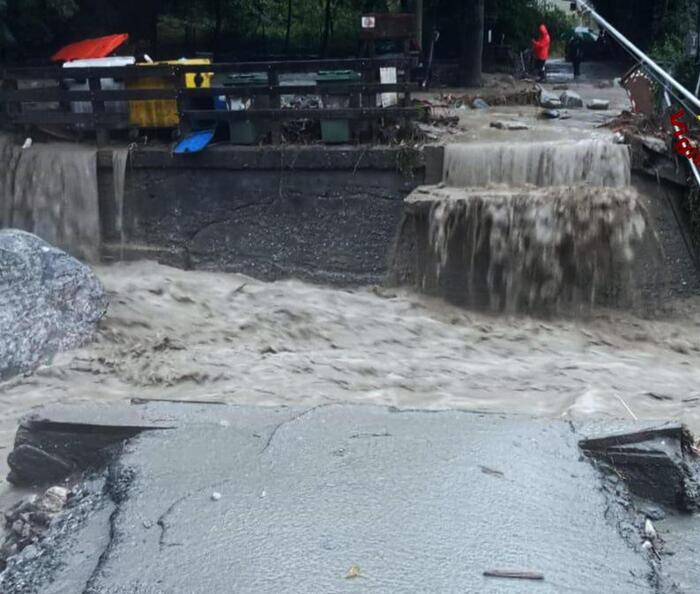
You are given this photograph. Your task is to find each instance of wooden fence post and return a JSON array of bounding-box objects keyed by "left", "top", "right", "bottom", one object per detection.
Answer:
[
  {"left": 89, "top": 76, "right": 108, "bottom": 145},
  {"left": 269, "top": 67, "right": 281, "bottom": 144}
]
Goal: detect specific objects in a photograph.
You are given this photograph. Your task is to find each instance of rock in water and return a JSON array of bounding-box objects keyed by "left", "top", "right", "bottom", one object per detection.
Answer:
[
  {"left": 541, "top": 109, "right": 561, "bottom": 119},
  {"left": 490, "top": 120, "right": 529, "bottom": 130},
  {"left": 560, "top": 90, "right": 583, "bottom": 108},
  {"left": 539, "top": 90, "right": 562, "bottom": 109},
  {"left": 0, "top": 229, "right": 107, "bottom": 379},
  {"left": 587, "top": 99, "right": 610, "bottom": 110}
]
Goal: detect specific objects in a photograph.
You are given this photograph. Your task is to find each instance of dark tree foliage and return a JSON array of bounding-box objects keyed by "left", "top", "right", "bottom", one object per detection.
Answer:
[{"left": 0, "top": 0, "right": 567, "bottom": 63}]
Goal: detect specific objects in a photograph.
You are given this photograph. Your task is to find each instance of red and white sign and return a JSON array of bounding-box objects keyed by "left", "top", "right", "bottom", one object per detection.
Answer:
[{"left": 361, "top": 16, "right": 376, "bottom": 29}]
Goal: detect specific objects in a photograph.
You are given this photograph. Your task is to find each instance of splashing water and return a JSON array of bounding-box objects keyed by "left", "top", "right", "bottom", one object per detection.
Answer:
[
  {"left": 0, "top": 134, "right": 100, "bottom": 262},
  {"left": 390, "top": 186, "right": 657, "bottom": 313},
  {"left": 389, "top": 137, "right": 657, "bottom": 313},
  {"left": 112, "top": 147, "right": 129, "bottom": 258}
]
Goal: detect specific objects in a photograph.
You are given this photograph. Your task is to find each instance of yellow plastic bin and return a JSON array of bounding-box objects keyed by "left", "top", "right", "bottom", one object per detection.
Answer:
[{"left": 128, "top": 59, "right": 213, "bottom": 128}]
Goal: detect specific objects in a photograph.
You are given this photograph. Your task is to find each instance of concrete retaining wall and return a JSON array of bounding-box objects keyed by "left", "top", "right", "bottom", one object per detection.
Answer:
[{"left": 97, "top": 145, "right": 425, "bottom": 284}]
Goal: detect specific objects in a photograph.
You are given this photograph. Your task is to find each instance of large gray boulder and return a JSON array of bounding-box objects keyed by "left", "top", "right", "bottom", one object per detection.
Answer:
[{"left": 0, "top": 230, "right": 107, "bottom": 380}]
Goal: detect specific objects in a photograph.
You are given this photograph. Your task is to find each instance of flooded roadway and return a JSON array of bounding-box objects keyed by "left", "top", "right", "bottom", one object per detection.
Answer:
[{"left": 2, "top": 260, "right": 700, "bottom": 486}]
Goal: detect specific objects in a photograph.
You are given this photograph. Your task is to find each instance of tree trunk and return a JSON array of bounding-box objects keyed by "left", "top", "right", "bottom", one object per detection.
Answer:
[
  {"left": 148, "top": 5, "right": 159, "bottom": 55},
  {"left": 459, "top": 0, "right": 484, "bottom": 87},
  {"left": 320, "top": 0, "right": 332, "bottom": 56},
  {"left": 214, "top": 0, "right": 223, "bottom": 53},
  {"left": 284, "top": 0, "right": 293, "bottom": 55}
]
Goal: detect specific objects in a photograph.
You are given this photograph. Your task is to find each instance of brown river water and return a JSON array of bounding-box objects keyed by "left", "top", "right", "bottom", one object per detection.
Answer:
[{"left": 2, "top": 259, "right": 700, "bottom": 490}]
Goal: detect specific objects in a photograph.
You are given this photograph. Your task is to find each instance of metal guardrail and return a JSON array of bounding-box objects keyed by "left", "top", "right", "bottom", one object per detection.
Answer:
[
  {"left": 577, "top": 0, "right": 700, "bottom": 191},
  {"left": 0, "top": 57, "right": 423, "bottom": 143},
  {"left": 578, "top": 0, "right": 700, "bottom": 114},
  {"left": 576, "top": 1, "right": 700, "bottom": 266}
]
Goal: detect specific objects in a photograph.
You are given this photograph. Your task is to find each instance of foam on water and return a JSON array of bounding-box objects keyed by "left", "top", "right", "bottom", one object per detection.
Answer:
[
  {"left": 0, "top": 134, "right": 100, "bottom": 262},
  {"left": 392, "top": 185, "right": 655, "bottom": 313},
  {"left": 443, "top": 140, "right": 631, "bottom": 188}
]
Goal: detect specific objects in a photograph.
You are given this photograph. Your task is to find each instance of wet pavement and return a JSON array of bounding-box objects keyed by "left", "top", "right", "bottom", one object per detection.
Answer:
[{"left": 0, "top": 402, "right": 679, "bottom": 594}]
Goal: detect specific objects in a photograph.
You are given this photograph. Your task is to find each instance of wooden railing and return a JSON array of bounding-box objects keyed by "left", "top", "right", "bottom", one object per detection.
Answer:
[{"left": 0, "top": 57, "right": 424, "bottom": 144}]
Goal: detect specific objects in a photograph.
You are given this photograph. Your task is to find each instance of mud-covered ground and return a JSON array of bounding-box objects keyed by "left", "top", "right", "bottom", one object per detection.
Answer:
[{"left": 2, "top": 260, "right": 700, "bottom": 485}]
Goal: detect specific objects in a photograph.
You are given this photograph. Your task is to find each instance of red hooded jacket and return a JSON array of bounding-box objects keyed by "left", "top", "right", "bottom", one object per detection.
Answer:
[{"left": 532, "top": 24, "right": 551, "bottom": 61}]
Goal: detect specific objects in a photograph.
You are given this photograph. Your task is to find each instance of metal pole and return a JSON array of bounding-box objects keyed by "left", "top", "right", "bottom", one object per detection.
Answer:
[
  {"left": 697, "top": 0, "right": 700, "bottom": 62},
  {"left": 696, "top": 0, "right": 700, "bottom": 95},
  {"left": 578, "top": 0, "right": 700, "bottom": 112}
]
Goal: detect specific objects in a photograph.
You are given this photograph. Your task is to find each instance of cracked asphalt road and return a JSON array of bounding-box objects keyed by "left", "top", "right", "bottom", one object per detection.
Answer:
[{"left": 1, "top": 402, "right": 686, "bottom": 594}]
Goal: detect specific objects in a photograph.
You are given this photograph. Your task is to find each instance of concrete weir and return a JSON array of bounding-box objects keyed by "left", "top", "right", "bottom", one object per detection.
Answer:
[
  {"left": 3, "top": 402, "right": 699, "bottom": 593},
  {"left": 390, "top": 184, "right": 654, "bottom": 312},
  {"left": 0, "top": 134, "right": 694, "bottom": 299},
  {"left": 389, "top": 139, "right": 682, "bottom": 312}
]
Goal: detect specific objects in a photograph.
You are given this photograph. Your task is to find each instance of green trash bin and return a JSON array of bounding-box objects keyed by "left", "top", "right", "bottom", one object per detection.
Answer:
[
  {"left": 316, "top": 70, "right": 361, "bottom": 144},
  {"left": 214, "top": 72, "right": 269, "bottom": 145}
]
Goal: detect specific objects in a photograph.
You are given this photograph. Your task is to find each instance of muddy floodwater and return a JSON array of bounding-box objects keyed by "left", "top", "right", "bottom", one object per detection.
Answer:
[{"left": 2, "top": 260, "right": 700, "bottom": 484}]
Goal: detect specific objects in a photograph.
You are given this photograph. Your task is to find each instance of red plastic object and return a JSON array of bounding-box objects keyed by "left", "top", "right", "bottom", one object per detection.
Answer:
[{"left": 51, "top": 33, "right": 129, "bottom": 63}]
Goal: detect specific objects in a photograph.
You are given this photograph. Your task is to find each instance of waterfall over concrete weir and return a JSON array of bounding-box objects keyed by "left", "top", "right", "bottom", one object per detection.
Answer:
[
  {"left": 0, "top": 134, "right": 100, "bottom": 262},
  {"left": 390, "top": 139, "right": 657, "bottom": 313},
  {"left": 443, "top": 140, "right": 631, "bottom": 188},
  {"left": 391, "top": 186, "right": 651, "bottom": 313},
  {"left": 112, "top": 147, "right": 129, "bottom": 256}
]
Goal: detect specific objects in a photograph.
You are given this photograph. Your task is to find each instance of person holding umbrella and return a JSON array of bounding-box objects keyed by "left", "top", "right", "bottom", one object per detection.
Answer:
[
  {"left": 566, "top": 26, "right": 597, "bottom": 79},
  {"left": 531, "top": 24, "right": 551, "bottom": 82},
  {"left": 568, "top": 33, "right": 584, "bottom": 78}
]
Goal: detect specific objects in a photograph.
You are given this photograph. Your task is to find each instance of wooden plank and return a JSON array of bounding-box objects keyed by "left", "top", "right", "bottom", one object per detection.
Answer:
[
  {"left": 3, "top": 65, "right": 176, "bottom": 80},
  {"left": 0, "top": 77, "right": 20, "bottom": 117},
  {"left": 7, "top": 111, "right": 127, "bottom": 126},
  {"left": 183, "top": 82, "right": 417, "bottom": 97},
  {"left": 0, "top": 83, "right": 417, "bottom": 103},
  {"left": 0, "top": 88, "right": 179, "bottom": 102},
  {"left": 184, "top": 106, "right": 425, "bottom": 122},
  {"left": 88, "top": 76, "right": 109, "bottom": 144},
  {"left": 2, "top": 57, "right": 415, "bottom": 81},
  {"left": 579, "top": 423, "right": 686, "bottom": 451},
  {"left": 175, "top": 69, "right": 191, "bottom": 137},
  {"left": 88, "top": 77, "right": 105, "bottom": 113},
  {"left": 268, "top": 68, "right": 282, "bottom": 143},
  {"left": 483, "top": 570, "right": 544, "bottom": 581}
]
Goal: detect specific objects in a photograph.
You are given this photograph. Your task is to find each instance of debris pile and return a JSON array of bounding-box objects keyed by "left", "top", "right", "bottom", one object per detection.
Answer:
[
  {"left": 601, "top": 110, "right": 665, "bottom": 138},
  {"left": 0, "top": 486, "right": 71, "bottom": 572},
  {"left": 434, "top": 86, "right": 538, "bottom": 110},
  {"left": 580, "top": 424, "right": 700, "bottom": 513}
]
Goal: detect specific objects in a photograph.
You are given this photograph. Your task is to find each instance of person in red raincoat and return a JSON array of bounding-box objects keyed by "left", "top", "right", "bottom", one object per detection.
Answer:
[{"left": 531, "top": 24, "right": 551, "bottom": 82}]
